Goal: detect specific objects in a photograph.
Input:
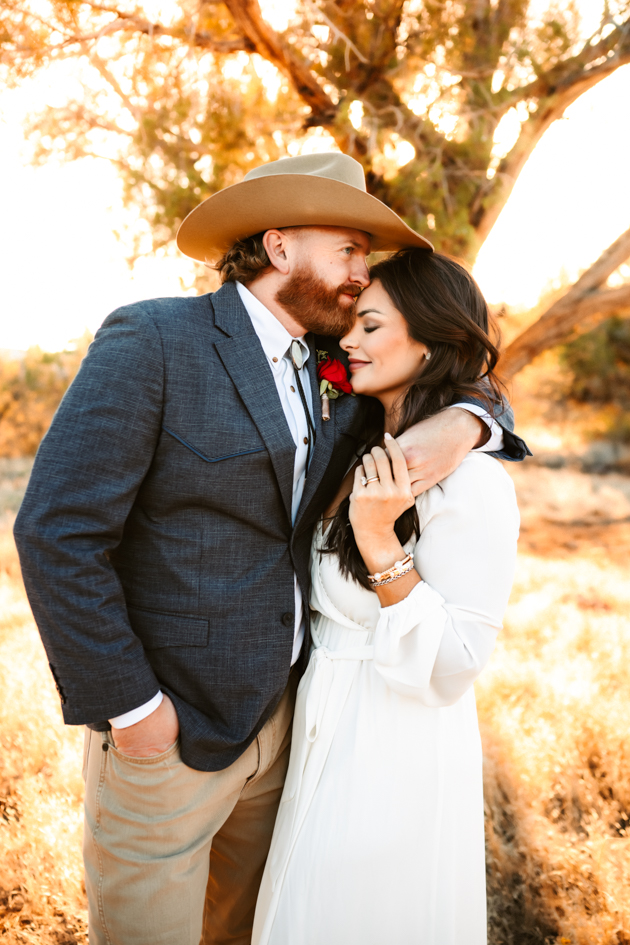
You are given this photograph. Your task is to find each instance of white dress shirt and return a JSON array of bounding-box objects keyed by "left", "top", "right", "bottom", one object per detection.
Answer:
[
  {"left": 110, "top": 285, "right": 502, "bottom": 729},
  {"left": 235, "top": 281, "right": 313, "bottom": 667}
]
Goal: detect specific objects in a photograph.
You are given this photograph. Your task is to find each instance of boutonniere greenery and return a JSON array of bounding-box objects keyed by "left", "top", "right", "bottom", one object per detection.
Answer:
[{"left": 316, "top": 350, "right": 354, "bottom": 421}]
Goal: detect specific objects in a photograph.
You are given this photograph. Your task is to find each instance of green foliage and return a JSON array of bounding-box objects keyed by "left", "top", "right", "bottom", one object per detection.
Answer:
[
  {"left": 561, "top": 317, "right": 630, "bottom": 406},
  {"left": 561, "top": 316, "right": 630, "bottom": 442}
]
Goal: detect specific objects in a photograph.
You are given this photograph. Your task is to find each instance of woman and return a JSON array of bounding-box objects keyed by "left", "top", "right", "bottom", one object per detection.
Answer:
[{"left": 252, "top": 249, "right": 520, "bottom": 945}]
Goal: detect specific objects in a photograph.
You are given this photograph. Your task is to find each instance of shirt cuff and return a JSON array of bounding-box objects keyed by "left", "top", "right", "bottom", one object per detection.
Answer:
[
  {"left": 450, "top": 402, "right": 505, "bottom": 453},
  {"left": 109, "top": 691, "right": 163, "bottom": 729}
]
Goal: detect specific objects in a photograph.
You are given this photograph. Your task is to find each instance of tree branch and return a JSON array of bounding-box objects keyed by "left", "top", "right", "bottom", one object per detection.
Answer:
[
  {"left": 10, "top": 1, "right": 255, "bottom": 56},
  {"left": 222, "top": 0, "right": 337, "bottom": 122},
  {"left": 472, "top": 15, "right": 630, "bottom": 245},
  {"left": 507, "top": 16, "right": 630, "bottom": 108},
  {"left": 499, "top": 227, "right": 630, "bottom": 379},
  {"left": 302, "top": 0, "right": 369, "bottom": 67},
  {"left": 84, "top": 46, "right": 142, "bottom": 121}
]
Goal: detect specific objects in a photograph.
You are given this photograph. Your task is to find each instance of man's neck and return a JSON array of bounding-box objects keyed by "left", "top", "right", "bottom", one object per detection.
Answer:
[{"left": 243, "top": 276, "right": 307, "bottom": 338}]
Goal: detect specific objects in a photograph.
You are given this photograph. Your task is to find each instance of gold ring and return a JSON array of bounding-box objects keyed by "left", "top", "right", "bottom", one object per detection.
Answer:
[{"left": 361, "top": 476, "right": 380, "bottom": 487}]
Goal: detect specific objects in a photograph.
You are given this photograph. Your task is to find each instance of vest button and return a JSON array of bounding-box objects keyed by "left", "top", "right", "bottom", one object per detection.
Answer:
[{"left": 281, "top": 612, "right": 294, "bottom": 627}]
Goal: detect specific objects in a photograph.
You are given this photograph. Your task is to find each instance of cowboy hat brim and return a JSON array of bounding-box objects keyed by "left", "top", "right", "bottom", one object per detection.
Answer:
[{"left": 176, "top": 174, "right": 433, "bottom": 262}]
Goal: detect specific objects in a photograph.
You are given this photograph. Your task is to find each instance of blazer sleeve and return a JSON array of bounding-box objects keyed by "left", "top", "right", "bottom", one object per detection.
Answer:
[
  {"left": 13, "top": 305, "right": 165, "bottom": 725},
  {"left": 454, "top": 392, "right": 532, "bottom": 462}
]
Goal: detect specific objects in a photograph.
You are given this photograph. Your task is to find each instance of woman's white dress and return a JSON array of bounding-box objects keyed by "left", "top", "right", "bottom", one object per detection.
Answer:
[{"left": 253, "top": 452, "right": 520, "bottom": 945}]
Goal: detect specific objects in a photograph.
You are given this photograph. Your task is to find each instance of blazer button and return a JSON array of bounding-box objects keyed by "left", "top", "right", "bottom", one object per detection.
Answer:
[{"left": 281, "top": 612, "right": 295, "bottom": 628}]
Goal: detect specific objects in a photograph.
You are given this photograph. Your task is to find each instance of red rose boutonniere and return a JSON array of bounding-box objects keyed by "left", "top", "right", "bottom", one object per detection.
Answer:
[{"left": 317, "top": 350, "right": 354, "bottom": 421}]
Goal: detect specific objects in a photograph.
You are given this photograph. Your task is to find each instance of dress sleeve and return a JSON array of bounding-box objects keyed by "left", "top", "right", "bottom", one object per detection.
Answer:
[{"left": 372, "top": 453, "right": 519, "bottom": 706}]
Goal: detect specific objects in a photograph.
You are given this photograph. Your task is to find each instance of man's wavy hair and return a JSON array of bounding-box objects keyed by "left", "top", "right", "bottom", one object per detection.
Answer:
[
  {"left": 323, "top": 248, "right": 504, "bottom": 589},
  {"left": 213, "top": 228, "right": 303, "bottom": 285},
  {"left": 214, "top": 232, "right": 270, "bottom": 285}
]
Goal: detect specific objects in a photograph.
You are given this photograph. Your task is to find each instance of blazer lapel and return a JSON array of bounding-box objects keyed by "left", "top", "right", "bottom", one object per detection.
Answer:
[{"left": 212, "top": 284, "right": 296, "bottom": 523}]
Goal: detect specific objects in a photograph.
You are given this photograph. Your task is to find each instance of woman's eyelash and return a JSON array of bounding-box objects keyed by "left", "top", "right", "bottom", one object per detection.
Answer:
[{"left": 363, "top": 326, "right": 378, "bottom": 334}]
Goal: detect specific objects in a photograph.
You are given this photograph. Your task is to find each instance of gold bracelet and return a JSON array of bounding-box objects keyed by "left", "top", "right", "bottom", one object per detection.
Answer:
[
  {"left": 370, "top": 564, "right": 415, "bottom": 588},
  {"left": 367, "top": 553, "right": 414, "bottom": 587}
]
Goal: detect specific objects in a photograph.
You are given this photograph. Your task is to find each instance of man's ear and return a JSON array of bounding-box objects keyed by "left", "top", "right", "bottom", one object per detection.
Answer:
[{"left": 262, "top": 229, "right": 291, "bottom": 276}]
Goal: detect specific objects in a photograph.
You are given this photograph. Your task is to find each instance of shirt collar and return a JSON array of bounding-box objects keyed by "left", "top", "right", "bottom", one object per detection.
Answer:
[{"left": 236, "top": 281, "right": 310, "bottom": 368}]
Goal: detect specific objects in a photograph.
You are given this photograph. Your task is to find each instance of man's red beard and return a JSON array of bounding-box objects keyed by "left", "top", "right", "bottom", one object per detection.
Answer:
[{"left": 275, "top": 263, "right": 361, "bottom": 337}]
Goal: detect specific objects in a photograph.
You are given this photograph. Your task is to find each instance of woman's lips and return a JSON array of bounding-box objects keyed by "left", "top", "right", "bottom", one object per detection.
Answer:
[{"left": 347, "top": 359, "right": 371, "bottom": 372}]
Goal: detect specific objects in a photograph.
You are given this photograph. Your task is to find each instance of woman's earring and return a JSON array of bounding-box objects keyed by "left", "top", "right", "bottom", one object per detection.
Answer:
[{"left": 425, "top": 351, "right": 431, "bottom": 361}]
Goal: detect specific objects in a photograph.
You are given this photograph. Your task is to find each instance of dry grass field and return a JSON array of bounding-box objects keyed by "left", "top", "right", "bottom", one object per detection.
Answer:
[
  {"left": 0, "top": 461, "right": 86, "bottom": 944},
  {"left": 1, "top": 454, "right": 629, "bottom": 945}
]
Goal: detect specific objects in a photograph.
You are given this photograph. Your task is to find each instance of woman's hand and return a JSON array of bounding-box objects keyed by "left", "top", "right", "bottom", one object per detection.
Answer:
[
  {"left": 349, "top": 434, "right": 421, "bottom": 603},
  {"left": 349, "top": 434, "right": 415, "bottom": 550}
]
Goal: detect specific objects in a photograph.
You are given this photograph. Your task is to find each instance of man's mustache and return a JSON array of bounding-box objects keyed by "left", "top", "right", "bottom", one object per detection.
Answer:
[{"left": 337, "top": 284, "right": 363, "bottom": 299}]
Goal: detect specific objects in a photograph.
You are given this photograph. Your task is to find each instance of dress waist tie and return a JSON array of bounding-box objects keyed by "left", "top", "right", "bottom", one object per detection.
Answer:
[{"left": 303, "top": 630, "right": 374, "bottom": 746}]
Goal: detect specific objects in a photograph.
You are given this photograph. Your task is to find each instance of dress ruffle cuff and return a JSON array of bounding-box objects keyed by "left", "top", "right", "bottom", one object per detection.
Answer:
[{"left": 373, "top": 580, "right": 448, "bottom": 696}]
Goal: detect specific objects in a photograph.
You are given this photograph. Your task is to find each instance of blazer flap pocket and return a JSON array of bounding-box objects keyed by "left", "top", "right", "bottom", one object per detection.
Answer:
[
  {"left": 162, "top": 426, "right": 265, "bottom": 464},
  {"left": 128, "top": 607, "right": 209, "bottom": 649}
]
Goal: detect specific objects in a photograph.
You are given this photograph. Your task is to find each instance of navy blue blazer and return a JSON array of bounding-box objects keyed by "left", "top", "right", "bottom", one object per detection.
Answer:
[{"left": 14, "top": 282, "right": 529, "bottom": 771}]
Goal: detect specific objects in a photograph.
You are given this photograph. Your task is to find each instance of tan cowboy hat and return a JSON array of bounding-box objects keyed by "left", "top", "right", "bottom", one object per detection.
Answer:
[{"left": 176, "top": 151, "right": 433, "bottom": 261}]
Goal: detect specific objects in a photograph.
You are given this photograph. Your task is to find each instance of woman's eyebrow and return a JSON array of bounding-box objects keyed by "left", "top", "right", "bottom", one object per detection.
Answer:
[{"left": 356, "top": 308, "right": 384, "bottom": 317}]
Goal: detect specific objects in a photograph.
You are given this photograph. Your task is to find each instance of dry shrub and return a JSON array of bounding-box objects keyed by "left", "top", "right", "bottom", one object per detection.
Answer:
[
  {"left": 0, "top": 338, "right": 90, "bottom": 458},
  {"left": 479, "top": 554, "right": 630, "bottom": 945},
  {"left": 0, "top": 515, "right": 86, "bottom": 944}
]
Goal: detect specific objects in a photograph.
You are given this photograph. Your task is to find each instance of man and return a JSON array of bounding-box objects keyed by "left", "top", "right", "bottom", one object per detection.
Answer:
[{"left": 14, "top": 152, "right": 529, "bottom": 945}]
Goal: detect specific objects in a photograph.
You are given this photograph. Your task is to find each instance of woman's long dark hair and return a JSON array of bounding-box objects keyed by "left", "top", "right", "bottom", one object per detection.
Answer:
[{"left": 323, "top": 248, "right": 504, "bottom": 589}]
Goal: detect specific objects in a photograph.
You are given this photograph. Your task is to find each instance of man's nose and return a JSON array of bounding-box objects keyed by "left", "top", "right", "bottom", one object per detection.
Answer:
[{"left": 350, "top": 258, "right": 370, "bottom": 287}]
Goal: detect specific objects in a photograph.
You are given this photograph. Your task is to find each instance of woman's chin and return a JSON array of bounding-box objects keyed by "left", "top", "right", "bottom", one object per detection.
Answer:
[
  {"left": 349, "top": 377, "right": 378, "bottom": 399},
  {"left": 348, "top": 375, "right": 368, "bottom": 395}
]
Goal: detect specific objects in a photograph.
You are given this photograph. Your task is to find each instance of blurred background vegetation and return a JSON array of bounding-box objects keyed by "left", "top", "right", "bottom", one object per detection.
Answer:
[
  {"left": 0, "top": 338, "right": 90, "bottom": 457},
  {"left": 561, "top": 318, "right": 630, "bottom": 444}
]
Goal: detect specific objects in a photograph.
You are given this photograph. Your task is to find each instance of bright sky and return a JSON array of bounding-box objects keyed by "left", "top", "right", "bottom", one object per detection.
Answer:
[
  {"left": 1, "top": 36, "right": 629, "bottom": 351},
  {"left": 475, "top": 64, "right": 630, "bottom": 309},
  {"left": 0, "top": 76, "right": 199, "bottom": 353}
]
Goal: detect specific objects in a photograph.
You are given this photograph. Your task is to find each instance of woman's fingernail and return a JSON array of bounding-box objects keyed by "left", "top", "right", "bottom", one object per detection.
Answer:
[{"left": 384, "top": 432, "right": 392, "bottom": 440}]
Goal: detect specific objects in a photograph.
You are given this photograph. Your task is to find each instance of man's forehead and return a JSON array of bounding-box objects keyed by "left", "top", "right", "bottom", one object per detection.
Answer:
[{"left": 289, "top": 225, "right": 371, "bottom": 251}]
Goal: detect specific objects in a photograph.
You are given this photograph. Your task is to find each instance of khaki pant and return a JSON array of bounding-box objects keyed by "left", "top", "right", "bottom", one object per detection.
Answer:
[{"left": 83, "top": 676, "right": 297, "bottom": 945}]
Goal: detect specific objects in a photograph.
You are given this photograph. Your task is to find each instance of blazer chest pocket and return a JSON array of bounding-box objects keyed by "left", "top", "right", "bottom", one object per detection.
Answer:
[{"left": 128, "top": 607, "right": 209, "bottom": 649}]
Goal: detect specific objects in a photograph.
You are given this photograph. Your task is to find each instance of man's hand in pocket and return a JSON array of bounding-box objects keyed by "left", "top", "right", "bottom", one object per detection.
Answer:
[{"left": 111, "top": 694, "right": 180, "bottom": 757}]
